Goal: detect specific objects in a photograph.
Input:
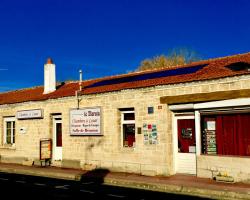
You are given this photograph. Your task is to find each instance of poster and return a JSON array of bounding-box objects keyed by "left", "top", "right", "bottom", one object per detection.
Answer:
[
  {"left": 40, "top": 139, "right": 52, "bottom": 160},
  {"left": 207, "top": 121, "right": 216, "bottom": 130},
  {"left": 203, "top": 130, "right": 217, "bottom": 154},
  {"left": 143, "top": 123, "right": 158, "bottom": 145},
  {"left": 143, "top": 124, "right": 149, "bottom": 145},
  {"left": 181, "top": 128, "right": 192, "bottom": 139}
]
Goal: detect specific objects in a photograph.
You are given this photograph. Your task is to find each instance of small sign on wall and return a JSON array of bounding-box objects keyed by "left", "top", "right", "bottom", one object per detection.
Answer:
[
  {"left": 148, "top": 107, "right": 154, "bottom": 114},
  {"left": 19, "top": 127, "right": 27, "bottom": 134},
  {"left": 17, "top": 109, "right": 43, "bottom": 119}
]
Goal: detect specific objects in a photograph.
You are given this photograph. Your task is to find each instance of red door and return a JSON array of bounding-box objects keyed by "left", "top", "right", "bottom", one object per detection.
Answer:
[
  {"left": 56, "top": 123, "right": 62, "bottom": 147},
  {"left": 177, "top": 119, "right": 196, "bottom": 153}
]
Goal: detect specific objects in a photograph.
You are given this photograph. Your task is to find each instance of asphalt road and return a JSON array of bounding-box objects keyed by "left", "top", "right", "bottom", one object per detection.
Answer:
[{"left": 0, "top": 172, "right": 212, "bottom": 200}]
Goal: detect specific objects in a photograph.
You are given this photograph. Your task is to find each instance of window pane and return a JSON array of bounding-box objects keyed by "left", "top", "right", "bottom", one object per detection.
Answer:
[
  {"left": 7, "top": 121, "right": 11, "bottom": 129},
  {"left": 5, "top": 120, "right": 15, "bottom": 144},
  {"left": 123, "top": 124, "right": 135, "bottom": 147},
  {"left": 6, "top": 128, "right": 11, "bottom": 144},
  {"left": 177, "top": 119, "right": 196, "bottom": 153},
  {"left": 124, "top": 113, "right": 135, "bottom": 121},
  {"left": 13, "top": 122, "right": 15, "bottom": 144}
]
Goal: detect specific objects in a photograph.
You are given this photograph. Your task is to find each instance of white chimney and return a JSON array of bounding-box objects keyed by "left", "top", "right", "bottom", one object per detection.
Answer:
[{"left": 43, "top": 58, "right": 56, "bottom": 94}]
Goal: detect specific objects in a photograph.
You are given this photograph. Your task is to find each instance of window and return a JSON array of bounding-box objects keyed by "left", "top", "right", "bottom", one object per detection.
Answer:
[
  {"left": 4, "top": 117, "right": 15, "bottom": 145},
  {"left": 201, "top": 113, "right": 250, "bottom": 156},
  {"left": 177, "top": 119, "right": 196, "bottom": 153},
  {"left": 121, "top": 110, "right": 135, "bottom": 148}
]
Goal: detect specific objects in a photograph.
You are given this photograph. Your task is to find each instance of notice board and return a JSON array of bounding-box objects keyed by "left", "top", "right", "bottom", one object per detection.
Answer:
[
  {"left": 143, "top": 123, "right": 158, "bottom": 145},
  {"left": 70, "top": 107, "right": 102, "bottom": 136},
  {"left": 40, "top": 138, "right": 52, "bottom": 160}
]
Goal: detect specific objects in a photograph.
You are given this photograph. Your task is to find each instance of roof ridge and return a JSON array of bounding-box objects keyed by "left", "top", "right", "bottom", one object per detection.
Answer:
[
  {"left": 74, "top": 51, "right": 250, "bottom": 88},
  {"left": 1, "top": 51, "right": 250, "bottom": 98},
  {"left": 0, "top": 85, "right": 43, "bottom": 95},
  {"left": 128, "top": 51, "right": 250, "bottom": 74},
  {"left": 204, "top": 51, "right": 250, "bottom": 62},
  {"left": 82, "top": 60, "right": 209, "bottom": 83},
  {"left": 0, "top": 81, "right": 81, "bottom": 95}
]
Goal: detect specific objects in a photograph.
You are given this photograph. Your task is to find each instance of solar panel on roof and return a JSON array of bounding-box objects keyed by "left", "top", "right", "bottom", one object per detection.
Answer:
[{"left": 86, "top": 64, "right": 207, "bottom": 88}]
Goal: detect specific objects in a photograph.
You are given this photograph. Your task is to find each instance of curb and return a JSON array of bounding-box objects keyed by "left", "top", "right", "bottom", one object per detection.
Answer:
[
  {"left": 0, "top": 166, "right": 249, "bottom": 200},
  {"left": 0, "top": 166, "right": 80, "bottom": 181},
  {"left": 103, "top": 177, "right": 250, "bottom": 200}
]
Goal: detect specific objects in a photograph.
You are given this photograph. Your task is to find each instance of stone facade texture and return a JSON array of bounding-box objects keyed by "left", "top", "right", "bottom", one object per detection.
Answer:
[{"left": 0, "top": 75, "right": 250, "bottom": 181}]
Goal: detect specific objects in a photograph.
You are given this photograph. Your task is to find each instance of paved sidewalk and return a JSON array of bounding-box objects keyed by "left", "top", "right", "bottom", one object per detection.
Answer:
[{"left": 0, "top": 162, "right": 249, "bottom": 200}]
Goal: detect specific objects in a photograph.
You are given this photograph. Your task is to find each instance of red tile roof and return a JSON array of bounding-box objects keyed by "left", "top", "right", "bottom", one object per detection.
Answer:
[{"left": 1, "top": 52, "right": 250, "bottom": 105}]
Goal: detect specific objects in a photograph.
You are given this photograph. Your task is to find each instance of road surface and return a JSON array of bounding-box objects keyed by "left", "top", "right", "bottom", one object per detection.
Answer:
[{"left": 0, "top": 172, "right": 212, "bottom": 200}]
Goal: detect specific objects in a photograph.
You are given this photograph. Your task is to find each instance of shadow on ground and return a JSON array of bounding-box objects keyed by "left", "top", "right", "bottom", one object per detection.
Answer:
[{"left": 80, "top": 168, "right": 110, "bottom": 184}]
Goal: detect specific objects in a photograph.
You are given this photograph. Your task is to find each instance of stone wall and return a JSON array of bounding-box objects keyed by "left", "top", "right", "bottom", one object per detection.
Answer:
[
  {"left": 197, "top": 155, "right": 250, "bottom": 183},
  {"left": 0, "top": 75, "right": 250, "bottom": 178}
]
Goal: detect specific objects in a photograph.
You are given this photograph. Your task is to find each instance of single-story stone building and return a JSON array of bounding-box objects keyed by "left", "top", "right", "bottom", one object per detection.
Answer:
[{"left": 1, "top": 52, "right": 250, "bottom": 182}]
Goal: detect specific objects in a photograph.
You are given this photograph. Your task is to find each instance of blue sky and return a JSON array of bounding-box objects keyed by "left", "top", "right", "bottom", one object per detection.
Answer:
[{"left": 0, "top": 0, "right": 250, "bottom": 92}]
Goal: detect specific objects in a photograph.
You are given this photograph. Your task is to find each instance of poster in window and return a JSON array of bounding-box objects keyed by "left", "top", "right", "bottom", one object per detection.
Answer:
[
  {"left": 203, "top": 130, "right": 217, "bottom": 154},
  {"left": 207, "top": 121, "right": 215, "bottom": 130},
  {"left": 151, "top": 124, "right": 158, "bottom": 144},
  {"left": 181, "top": 128, "right": 192, "bottom": 139}
]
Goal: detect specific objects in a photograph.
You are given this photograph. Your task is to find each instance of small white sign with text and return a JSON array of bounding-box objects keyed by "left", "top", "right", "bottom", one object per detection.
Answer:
[{"left": 17, "top": 109, "right": 43, "bottom": 119}]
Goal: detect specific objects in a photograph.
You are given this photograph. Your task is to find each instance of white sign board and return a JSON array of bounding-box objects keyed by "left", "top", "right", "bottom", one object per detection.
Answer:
[
  {"left": 70, "top": 107, "right": 102, "bottom": 136},
  {"left": 189, "top": 146, "right": 196, "bottom": 153},
  {"left": 17, "top": 109, "right": 43, "bottom": 119},
  {"left": 207, "top": 121, "right": 216, "bottom": 130}
]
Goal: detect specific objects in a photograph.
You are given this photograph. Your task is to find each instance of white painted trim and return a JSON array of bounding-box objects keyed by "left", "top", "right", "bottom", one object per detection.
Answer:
[
  {"left": 3, "top": 117, "right": 15, "bottom": 122},
  {"left": 195, "top": 111, "right": 201, "bottom": 156},
  {"left": 53, "top": 116, "right": 62, "bottom": 161},
  {"left": 170, "top": 98, "right": 250, "bottom": 154},
  {"left": 194, "top": 98, "right": 250, "bottom": 109},
  {"left": 173, "top": 114, "right": 177, "bottom": 174},
  {"left": 120, "top": 110, "right": 135, "bottom": 148},
  {"left": 173, "top": 115, "right": 195, "bottom": 174},
  {"left": 170, "top": 97, "right": 250, "bottom": 174},
  {"left": 3, "top": 117, "right": 15, "bottom": 145},
  {"left": 169, "top": 98, "right": 250, "bottom": 111},
  {"left": 169, "top": 104, "right": 194, "bottom": 111}
]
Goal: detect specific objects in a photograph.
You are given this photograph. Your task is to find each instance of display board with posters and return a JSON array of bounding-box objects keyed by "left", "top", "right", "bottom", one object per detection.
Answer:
[
  {"left": 202, "top": 119, "right": 217, "bottom": 154},
  {"left": 70, "top": 107, "right": 102, "bottom": 136},
  {"left": 40, "top": 138, "right": 52, "bottom": 161},
  {"left": 143, "top": 123, "right": 158, "bottom": 145}
]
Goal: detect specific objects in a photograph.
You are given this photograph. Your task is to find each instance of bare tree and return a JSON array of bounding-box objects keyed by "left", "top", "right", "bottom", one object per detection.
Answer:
[{"left": 137, "top": 48, "right": 201, "bottom": 71}]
